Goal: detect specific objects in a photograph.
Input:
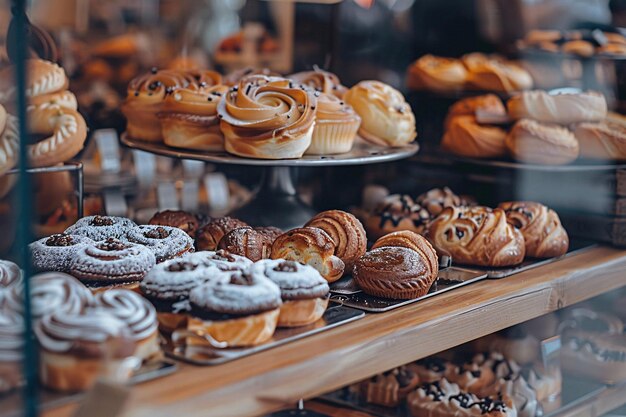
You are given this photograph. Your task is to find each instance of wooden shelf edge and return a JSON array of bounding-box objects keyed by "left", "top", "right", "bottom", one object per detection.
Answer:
[{"left": 557, "top": 383, "right": 626, "bottom": 417}]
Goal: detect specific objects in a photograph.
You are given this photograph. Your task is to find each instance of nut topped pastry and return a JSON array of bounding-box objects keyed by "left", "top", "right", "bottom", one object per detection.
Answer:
[
  {"left": 148, "top": 210, "right": 201, "bottom": 238},
  {"left": 29, "top": 234, "right": 94, "bottom": 272},
  {"left": 64, "top": 215, "right": 137, "bottom": 241},
  {"left": 125, "top": 225, "right": 195, "bottom": 263}
]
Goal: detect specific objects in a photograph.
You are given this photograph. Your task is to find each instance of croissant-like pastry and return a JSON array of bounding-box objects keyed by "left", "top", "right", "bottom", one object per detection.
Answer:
[
  {"left": 406, "top": 55, "right": 468, "bottom": 92},
  {"left": 498, "top": 202, "right": 569, "bottom": 258},
  {"left": 195, "top": 217, "right": 249, "bottom": 251},
  {"left": 217, "top": 227, "right": 274, "bottom": 262},
  {"left": 442, "top": 115, "right": 507, "bottom": 159},
  {"left": 425, "top": 206, "right": 525, "bottom": 267},
  {"left": 271, "top": 227, "right": 344, "bottom": 283}
]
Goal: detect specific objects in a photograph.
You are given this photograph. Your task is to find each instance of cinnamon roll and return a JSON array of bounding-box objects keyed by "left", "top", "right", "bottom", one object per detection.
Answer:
[
  {"left": 64, "top": 215, "right": 137, "bottom": 241},
  {"left": 442, "top": 115, "right": 507, "bottom": 159},
  {"left": 148, "top": 210, "right": 200, "bottom": 238},
  {"left": 505, "top": 119, "right": 579, "bottom": 165},
  {"left": 217, "top": 75, "right": 317, "bottom": 159},
  {"left": 425, "top": 206, "right": 525, "bottom": 267},
  {"left": 29, "top": 233, "right": 94, "bottom": 272},
  {"left": 125, "top": 225, "right": 194, "bottom": 263},
  {"left": 305, "top": 93, "right": 361, "bottom": 155},
  {"left": 288, "top": 68, "right": 347, "bottom": 99},
  {"left": 365, "top": 194, "right": 431, "bottom": 241},
  {"left": 0, "top": 308, "right": 23, "bottom": 394},
  {"left": 195, "top": 217, "right": 249, "bottom": 251},
  {"left": 507, "top": 90, "right": 607, "bottom": 125},
  {"left": 406, "top": 55, "right": 468, "bottom": 92}
]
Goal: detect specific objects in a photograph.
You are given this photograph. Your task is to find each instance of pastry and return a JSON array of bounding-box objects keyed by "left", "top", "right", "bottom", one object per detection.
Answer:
[
  {"left": 425, "top": 206, "right": 525, "bottom": 267},
  {"left": 305, "top": 210, "right": 367, "bottom": 273},
  {"left": 353, "top": 245, "right": 438, "bottom": 299},
  {"left": 560, "top": 307, "right": 624, "bottom": 334},
  {"left": 95, "top": 289, "right": 160, "bottom": 362},
  {"left": 125, "top": 225, "right": 194, "bottom": 263},
  {"left": 195, "top": 217, "right": 249, "bottom": 251},
  {"left": 344, "top": 80, "right": 416, "bottom": 147},
  {"left": 0, "top": 260, "right": 21, "bottom": 291},
  {"left": 507, "top": 90, "right": 607, "bottom": 124},
  {"left": 408, "top": 357, "right": 456, "bottom": 384},
  {"left": 186, "top": 250, "right": 254, "bottom": 273},
  {"left": 29, "top": 233, "right": 94, "bottom": 272},
  {"left": 0, "top": 113, "right": 18, "bottom": 175},
  {"left": 372, "top": 230, "right": 438, "bottom": 268},
  {"left": 498, "top": 201, "right": 569, "bottom": 258},
  {"left": 271, "top": 227, "right": 344, "bottom": 283},
  {"left": 366, "top": 194, "right": 431, "bottom": 241},
  {"left": 64, "top": 215, "right": 137, "bottom": 241},
  {"left": 523, "top": 363, "right": 562, "bottom": 402},
  {"left": 252, "top": 259, "right": 329, "bottom": 327},
  {"left": 222, "top": 67, "right": 281, "bottom": 86},
  {"left": 68, "top": 238, "right": 156, "bottom": 292},
  {"left": 597, "top": 42, "right": 626, "bottom": 56},
  {"left": 217, "top": 75, "right": 317, "bottom": 159},
  {"left": 604, "top": 32, "right": 626, "bottom": 45},
  {"left": 148, "top": 210, "right": 200, "bottom": 238},
  {"left": 561, "top": 40, "right": 594, "bottom": 57},
  {"left": 217, "top": 227, "right": 275, "bottom": 262},
  {"left": 462, "top": 53, "right": 533, "bottom": 92},
  {"left": 361, "top": 366, "right": 419, "bottom": 407},
  {"left": 505, "top": 119, "right": 579, "bottom": 165},
  {"left": 524, "top": 30, "right": 562, "bottom": 45},
  {"left": 35, "top": 308, "right": 137, "bottom": 392},
  {"left": 415, "top": 187, "right": 472, "bottom": 218},
  {"left": 305, "top": 93, "right": 361, "bottom": 155},
  {"left": 406, "top": 55, "right": 468, "bottom": 92},
  {"left": 561, "top": 332, "right": 626, "bottom": 383},
  {"left": 573, "top": 112, "right": 626, "bottom": 160},
  {"left": 441, "top": 115, "right": 507, "bottom": 159},
  {"left": 254, "top": 226, "right": 284, "bottom": 242},
  {"left": 444, "top": 94, "right": 506, "bottom": 129},
  {"left": 187, "top": 272, "right": 282, "bottom": 347},
  {"left": 0, "top": 59, "right": 68, "bottom": 109},
  {"left": 0, "top": 308, "right": 23, "bottom": 394},
  {"left": 448, "top": 361, "right": 496, "bottom": 394},
  {"left": 288, "top": 68, "right": 348, "bottom": 99}
]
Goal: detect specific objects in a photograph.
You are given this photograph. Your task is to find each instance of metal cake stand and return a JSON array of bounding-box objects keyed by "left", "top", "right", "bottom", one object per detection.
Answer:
[{"left": 121, "top": 134, "right": 418, "bottom": 229}]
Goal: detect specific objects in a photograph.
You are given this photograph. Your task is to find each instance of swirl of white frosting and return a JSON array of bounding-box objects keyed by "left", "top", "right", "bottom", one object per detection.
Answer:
[
  {"left": 95, "top": 290, "right": 158, "bottom": 341},
  {"left": 0, "top": 260, "right": 22, "bottom": 289},
  {"left": 0, "top": 308, "right": 23, "bottom": 362},
  {"left": 64, "top": 215, "right": 137, "bottom": 241},
  {"left": 251, "top": 259, "right": 329, "bottom": 300}
]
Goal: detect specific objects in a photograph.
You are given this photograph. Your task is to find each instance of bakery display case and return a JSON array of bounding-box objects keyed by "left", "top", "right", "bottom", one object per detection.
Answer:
[{"left": 1, "top": 1, "right": 626, "bottom": 417}]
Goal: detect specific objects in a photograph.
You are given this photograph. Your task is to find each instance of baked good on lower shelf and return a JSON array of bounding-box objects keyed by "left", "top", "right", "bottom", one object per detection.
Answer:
[
  {"left": 441, "top": 115, "right": 508, "bottom": 159},
  {"left": 252, "top": 259, "right": 329, "bottom": 327},
  {"left": 148, "top": 210, "right": 201, "bottom": 238},
  {"left": 425, "top": 206, "right": 525, "bottom": 267},
  {"left": 305, "top": 210, "right": 367, "bottom": 273},
  {"left": 361, "top": 366, "right": 419, "bottom": 407},
  {"left": 305, "top": 93, "right": 361, "bottom": 155},
  {"left": 505, "top": 119, "right": 579, "bottom": 165},
  {"left": 217, "top": 227, "right": 274, "bottom": 262},
  {"left": 561, "top": 332, "right": 626, "bottom": 383},
  {"left": 0, "top": 307, "right": 22, "bottom": 394},
  {"left": 64, "top": 215, "right": 137, "bottom": 241},
  {"left": 498, "top": 201, "right": 569, "bottom": 258},
  {"left": 408, "top": 357, "right": 456, "bottom": 383},
  {"left": 406, "top": 55, "right": 468, "bottom": 92},
  {"left": 29, "top": 233, "right": 94, "bottom": 272},
  {"left": 447, "top": 361, "right": 496, "bottom": 394},
  {"left": 474, "top": 328, "right": 540, "bottom": 365},
  {"left": 572, "top": 112, "right": 626, "bottom": 161},
  {"left": 365, "top": 194, "right": 431, "bottom": 240},
  {"left": 353, "top": 245, "right": 438, "bottom": 299},
  {"left": 507, "top": 90, "right": 607, "bottom": 125},
  {"left": 195, "top": 217, "right": 249, "bottom": 251},
  {"left": 125, "top": 225, "right": 194, "bottom": 263},
  {"left": 444, "top": 94, "right": 506, "bottom": 129},
  {"left": 271, "top": 227, "right": 345, "bottom": 283},
  {"left": 344, "top": 80, "right": 417, "bottom": 147}
]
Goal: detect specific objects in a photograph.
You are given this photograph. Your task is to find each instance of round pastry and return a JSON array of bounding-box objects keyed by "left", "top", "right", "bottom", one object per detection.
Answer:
[
  {"left": 561, "top": 332, "right": 626, "bottom": 384},
  {"left": 186, "top": 249, "right": 254, "bottom": 273},
  {"left": 561, "top": 40, "right": 594, "bottom": 57},
  {"left": 498, "top": 201, "right": 569, "bottom": 258},
  {"left": 68, "top": 238, "right": 156, "bottom": 292},
  {"left": 441, "top": 115, "right": 507, "bottom": 159},
  {"left": 507, "top": 90, "right": 607, "bottom": 124},
  {"left": 425, "top": 206, "right": 525, "bottom": 267},
  {"left": 148, "top": 210, "right": 200, "bottom": 238},
  {"left": 0, "top": 59, "right": 68, "bottom": 106},
  {"left": 444, "top": 94, "right": 506, "bottom": 129},
  {"left": 365, "top": 194, "right": 431, "bottom": 241},
  {"left": 252, "top": 259, "right": 329, "bottom": 327},
  {"left": 288, "top": 68, "right": 348, "bottom": 99},
  {"left": 29, "top": 233, "right": 94, "bottom": 272},
  {"left": 573, "top": 113, "right": 626, "bottom": 160},
  {"left": 305, "top": 93, "right": 361, "bottom": 155},
  {"left": 0, "top": 308, "right": 23, "bottom": 394},
  {"left": 415, "top": 187, "right": 471, "bottom": 218},
  {"left": 217, "top": 227, "right": 274, "bottom": 262},
  {"left": 371, "top": 231, "right": 439, "bottom": 271},
  {"left": 64, "top": 215, "right": 137, "bottom": 241},
  {"left": 462, "top": 53, "right": 533, "bottom": 92},
  {"left": 344, "top": 80, "right": 416, "bottom": 147},
  {"left": 361, "top": 366, "right": 419, "bottom": 407},
  {"left": 271, "top": 227, "right": 345, "bottom": 283},
  {"left": 305, "top": 210, "right": 367, "bottom": 273},
  {"left": 195, "top": 217, "right": 249, "bottom": 251},
  {"left": 187, "top": 273, "right": 282, "bottom": 347},
  {"left": 95, "top": 289, "right": 160, "bottom": 362},
  {"left": 217, "top": 75, "right": 317, "bottom": 159},
  {"left": 0, "top": 114, "right": 18, "bottom": 175},
  {"left": 408, "top": 357, "right": 456, "bottom": 383},
  {"left": 125, "top": 225, "right": 194, "bottom": 263},
  {"left": 406, "top": 55, "right": 468, "bottom": 92},
  {"left": 0, "top": 260, "right": 21, "bottom": 290},
  {"left": 505, "top": 119, "right": 579, "bottom": 165},
  {"left": 353, "top": 246, "right": 438, "bottom": 299}
]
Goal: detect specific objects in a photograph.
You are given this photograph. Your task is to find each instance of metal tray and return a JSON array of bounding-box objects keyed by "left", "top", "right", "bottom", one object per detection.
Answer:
[
  {"left": 164, "top": 305, "right": 364, "bottom": 365},
  {"left": 0, "top": 360, "right": 177, "bottom": 417}
]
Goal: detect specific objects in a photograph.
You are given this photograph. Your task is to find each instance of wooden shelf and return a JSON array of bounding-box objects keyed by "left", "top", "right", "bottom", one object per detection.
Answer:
[
  {"left": 43, "top": 246, "right": 626, "bottom": 417},
  {"left": 555, "top": 383, "right": 626, "bottom": 417}
]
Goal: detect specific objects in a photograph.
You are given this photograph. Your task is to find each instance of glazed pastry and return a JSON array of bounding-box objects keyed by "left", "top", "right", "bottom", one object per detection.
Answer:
[
  {"left": 288, "top": 68, "right": 348, "bottom": 99},
  {"left": 505, "top": 119, "right": 579, "bottom": 165},
  {"left": 573, "top": 112, "right": 626, "bottom": 160},
  {"left": 187, "top": 272, "right": 282, "bottom": 347},
  {"left": 305, "top": 93, "right": 361, "bottom": 155},
  {"left": 252, "top": 259, "right": 329, "bottom": 327},
  {"left": 425, "top": 206, "right": 525, "bottom": 267},
  {"left": 442, "top": 116, "right": 507, "bottom": 159},
  {"left": 406, "top": 55, "right": 468, "bottom": 92},
  {"left": 35, "top": 308, "right": 137, "bottom": 392},
  {"left": 353, "top": 246, "right": 438, "bottom": 299},
  {"left": 270, "top": 227, "right": 344, "bottom": 283},
  {"left": 344, "top": 80, "right": 416, "bottom": 147},
  {"left": 361, "top": 366, "right": 419, "bottom": 407},
  {"left": 561, "top": 40, "right": 594, "bottom": 57},
  {"left": 195, "top": 217, "right": 249, "bottom": 251},
  {"left": 64, "top": 215, "right": 137, "bottom": 241},
  {"left": 415, "top": 187, "right": 472, "bottom": 218},
  {"left": 125, "top": 225, "right": 194, "bottom": 263},
  {"left": 498, "top": 201, "right": 569, "bottom": 258},
  {"left": 68, "top": 238, "right": 156, "bottom": 292},
  {"left": 305, "top": 210, "right": 367, "bottom": 273},
  {"left": 366, "top": 194, "right": 431, "bottom": 241},
  {"left": 217, "top": 227, "right": 274, "bottom": 262},
  {"left": 217, "top": 75, "right": 317, "bottom": 159},
  {"left": 148, "top": 210, "right": 200, "bottom": 238},
  {"left": 29, "top": 233, "right": 94, "bottom": 272},
  {"left": 561, "top": 332, "right": 626, "bottom": 384},
  {"left": 462, "top": 53, "right": 533, "bottom": 92},
  {"left": 95, "top": 290, "right": 160, "bottom": 362},
  {"left": 444, "top": 94, "right": 506, "bottom": 129},
  {"left": 408, "top": 357, "right": 456, "bottom": 383},
  {"left": 0, "top": 308, "right": 23, "bottom": 394},
  {"left": 371, "top": 231, "right": 438, "bottom": 271},
  {"left": 507, "top": 90, "right": 607, "bottom": 125}
]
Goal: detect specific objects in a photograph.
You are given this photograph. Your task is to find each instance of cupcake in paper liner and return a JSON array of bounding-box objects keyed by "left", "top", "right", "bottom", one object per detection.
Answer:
[{"left": 306, "top": 93, "right": 361, "bottom": 155}]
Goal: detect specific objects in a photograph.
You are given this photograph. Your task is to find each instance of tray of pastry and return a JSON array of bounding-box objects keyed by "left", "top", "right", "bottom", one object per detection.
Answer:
[
  {"left": 0, "top": 359, "right": 177, "bottom": 417},
  {"left": 162, "top": 304, "right": 364, "bottom": 366}
]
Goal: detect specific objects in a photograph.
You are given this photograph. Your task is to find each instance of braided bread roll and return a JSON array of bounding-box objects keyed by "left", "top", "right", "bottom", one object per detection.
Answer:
[
  {"left": 498, "top": 202, "right": 569, "bottom": 258},
  {"left": 425, "top": 206, "right": 525, "bottom": 267},
  {"left": 271, "top": 227, "right": 344, "bottom": 283}
]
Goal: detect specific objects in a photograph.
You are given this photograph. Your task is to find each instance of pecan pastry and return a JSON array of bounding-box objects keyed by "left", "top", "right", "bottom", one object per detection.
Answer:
[
  {"left": 195, "top": 217, "right": 249, "bottom": 251},
  {"left": 29, "top": 234, "right": 94, "bottom": 272},
  {"left": 64, "top": 215, "right": 137, "bottom": 241},
  {"left": 125, "top": 225, "right": 195, "bottom": 263}
]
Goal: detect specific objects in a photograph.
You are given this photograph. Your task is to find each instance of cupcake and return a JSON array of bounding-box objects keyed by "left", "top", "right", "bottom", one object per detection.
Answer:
[
  {"left": 289, "top": 68, "right": 348, "bottom": 99},
  {"left": 305, "top": 93, "right": 361, "bottom": 155}
]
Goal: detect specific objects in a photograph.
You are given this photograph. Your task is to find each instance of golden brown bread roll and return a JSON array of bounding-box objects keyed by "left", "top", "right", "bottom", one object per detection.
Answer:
[
  {"left": 444, "top": 94, "right": 506, "bottom": 129},
  {"left": 505, "top": 119, "right": 579, "bottom": 165},
  {"left": 371, "top": 231, "right": 439, "bottom": 273},
  {"left": 507, "top": 90, "right": 607, "bottom": 125},
  {"left": 462, "top": 53, "right": 533, "bottom": 92},
  {"left": 195, "top": 217, "right": 249, "bottom": 251},
  {"left": 561, "top": 40, "right": 594, "bottom": 57},
  {"left": 498, "top": 201, "right": 569, "bottom": 258},
  {"left": 572, "top": 113, "right": 626, "bottom": 160},
  {"left": 406, "top": 55, "right": 468, "bottom": 92},
  {"left": 442, "top": 115, "right": 507, "bottom": 158},
  {"left": 425, "top": 206, "right": 525, "bottom": 267}
]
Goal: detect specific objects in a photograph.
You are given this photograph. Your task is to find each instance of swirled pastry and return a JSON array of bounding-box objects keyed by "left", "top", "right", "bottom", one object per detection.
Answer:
[
  {"left": 0, "top": 59, "right": 68, "bottom": 108},
  {"left": 416, "top": 187, "right": 473, "bottom": 217},
  {"left": 505, "top": 119, "right": 579, "bottom": 165},
  {"left": 507, "top": 90, "right": 607, "bottom": 124},
  {"left": 305, "top": 93, "right": 361, "bottom": 155},
  {"left": 344, "top": 80, "right": 417, "bottom": 147},
  {"left": 442, "top": 115, "right": 507, "bottom": 159},
  {"left": 289, "top": 68, "right": 347, "bottom": 99},
  {"left": 217, "top": 75, "right": 317, "bottom": 159},
  {"left": 406, "top": 55, "right": 468, "bottom": 92},
  {"left": 223, "top": 67, "right": 281, "bottom": 86},
  {"left": 498, "top": 201, "right": 569, "bottom": 258},
  {"left": 425, "top": 206, "right": 525, "bottom": 267},
  {"left": 366, "top": 194, "right": 432, "bottom": 240}
]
